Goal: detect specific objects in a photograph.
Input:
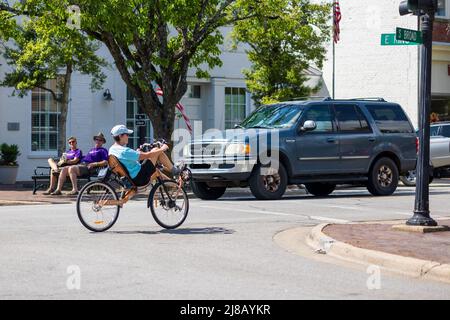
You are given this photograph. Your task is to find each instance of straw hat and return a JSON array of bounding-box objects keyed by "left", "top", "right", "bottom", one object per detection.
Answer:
[{"left": 93, "top": 132, "right": 106, "bottom": 143}]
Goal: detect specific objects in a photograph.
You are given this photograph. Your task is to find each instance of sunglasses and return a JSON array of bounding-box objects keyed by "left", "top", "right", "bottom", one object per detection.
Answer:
[
  {"left": 68, "top": 140, "right": 76, "bottom": 144},
  {"left": 94, "top": 138, "right": 104, "bottom": 142}
]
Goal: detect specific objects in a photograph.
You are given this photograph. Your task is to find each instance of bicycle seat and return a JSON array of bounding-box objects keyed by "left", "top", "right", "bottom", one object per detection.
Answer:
[{"left": 108, "top": 155, "right": 136, "bottom": 188}]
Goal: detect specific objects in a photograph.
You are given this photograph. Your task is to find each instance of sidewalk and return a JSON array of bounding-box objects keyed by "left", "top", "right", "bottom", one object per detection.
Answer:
[
  {"left": 307, "top": 220, "right": 450, "bottom": 284},
  {"left": 0, "top": 184, "right": 73, "bottom": 205}
]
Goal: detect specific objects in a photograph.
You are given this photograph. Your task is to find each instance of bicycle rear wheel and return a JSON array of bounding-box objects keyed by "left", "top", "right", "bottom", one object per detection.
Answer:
[
  {"left": 77, "top": 181, "right": 120, "bottom": 232},
  {"left": 148, "top": 180, "right": 189, "bottom": 229}
]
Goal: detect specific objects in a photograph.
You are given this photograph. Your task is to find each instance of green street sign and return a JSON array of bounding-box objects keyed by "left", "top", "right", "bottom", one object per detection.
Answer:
[
  {"left": 396, "top": 27, "right": 423, "bottom": 44},
  {"left": 381, "top": 33, "right": 418, "bottom": 46}
]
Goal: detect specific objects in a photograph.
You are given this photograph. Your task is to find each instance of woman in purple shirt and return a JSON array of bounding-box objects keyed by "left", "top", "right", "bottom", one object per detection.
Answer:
[
  {"left": 44, "top": 136, "right": 82, "bottom": 195},
  {"left": 63, "top": 133, "right": 109, "bottom": 195}
]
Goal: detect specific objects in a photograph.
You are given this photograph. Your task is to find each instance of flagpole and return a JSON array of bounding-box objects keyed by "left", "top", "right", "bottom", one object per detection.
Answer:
[
  {"left": 332, "top": 34, "right": 335, "bottom": 99},
  {"left": 332, "top": 1, "right": 335, "bottom": 99}
]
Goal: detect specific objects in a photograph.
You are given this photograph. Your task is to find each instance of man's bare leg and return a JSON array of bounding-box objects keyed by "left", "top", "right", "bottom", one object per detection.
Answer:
[
  {"left": 146, "top": 151, "right": 172, "bottom": 169},
  {"left": 48, "top": 158, "right": 59, "bottom": 172},
  {"left": 157, "top": 152, "right": 174, "bottom": 172},
  {"left": 43, "top": 171, "right": 58, "bottom": 194},
  {"left": 68, "top": 166, "right": 80, "bottom": 192},
  {"left": 54, "top": 166, "right": 71, "bottom": 193}
]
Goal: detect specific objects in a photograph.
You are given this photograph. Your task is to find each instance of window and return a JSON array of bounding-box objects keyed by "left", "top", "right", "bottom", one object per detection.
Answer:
[
  {"left": 440, "top": 125, "right": 450, "bottom": 138},
  {"left": 431, "top": 97, "right": 450, "bottom": 122},
  {"left": 126, "top": 89, "right": 153, "bottom": 149},
  {"left": 302, "top": 105, "right": 334, "bottom": 133},
  {"left": 335, "top": 105, "right": 371, "bottom": 133},
  {"left": 431, "top": 125, "right": 440, "bottom": 136},
  {"left": 437, "top": 0, "right": 446, "bottom": 17},
  {"left": 366, "top": 104, "right": 414, "bottom": 134},
  {"left": 183, "top": 85, "right": 201, "bottom": 99},
  {"left": 240, "top": 104, "right": 303, "bottom": 129},
  {"left": 225, "top": 87, "right": 246, "bottom": 129},
  {"left": 187, "top": 85, "right": 201, "bottom": 99},
  {"left": 31, "top": 79, "right": 60, "bottom": 151}
]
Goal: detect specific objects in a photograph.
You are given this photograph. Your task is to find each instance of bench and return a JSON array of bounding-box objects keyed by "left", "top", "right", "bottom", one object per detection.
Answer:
[{"left": 32, "top": 166, "right": 92, "bottom": 194}]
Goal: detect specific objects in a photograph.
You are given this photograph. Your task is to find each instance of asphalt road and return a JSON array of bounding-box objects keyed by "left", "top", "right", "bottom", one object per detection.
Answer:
[{"left": 1, "top": 182, "right": 450, "bottom": 299}]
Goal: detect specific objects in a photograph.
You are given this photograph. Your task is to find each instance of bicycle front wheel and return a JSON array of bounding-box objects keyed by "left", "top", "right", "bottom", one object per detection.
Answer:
[
  {"left": 77, "top": 181, "right": 120, "bottom": 232},
  {"left": 148, "top": 180, "right": 189, "bottom": 229}
]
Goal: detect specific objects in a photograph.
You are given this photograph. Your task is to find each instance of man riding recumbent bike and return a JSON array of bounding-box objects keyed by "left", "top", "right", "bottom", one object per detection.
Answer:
[{"left": 76, "top": 126, "right": 191, "bottom": 232}]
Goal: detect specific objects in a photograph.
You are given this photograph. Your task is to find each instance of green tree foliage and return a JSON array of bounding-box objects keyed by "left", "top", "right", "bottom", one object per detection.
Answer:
[
  {"left": 73, "top": 0, "right": 259, "bottom": 139},
  {"left": 232, "top": 0, "right": 331, "bottom": 105},
  {"left": 0, "top": 1, "right": 107, "bottom": 155},
  {"left": 1, "top": 0, "right": 331, "bottom": 140},
  {"left": 3, "top": 0, "right": 258, "bottom": 139}
]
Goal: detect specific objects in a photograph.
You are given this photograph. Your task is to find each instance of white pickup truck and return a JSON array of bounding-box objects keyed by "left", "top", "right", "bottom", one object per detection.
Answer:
[{"left": 400, "top": 122, "right": 450, "bottom": 186}]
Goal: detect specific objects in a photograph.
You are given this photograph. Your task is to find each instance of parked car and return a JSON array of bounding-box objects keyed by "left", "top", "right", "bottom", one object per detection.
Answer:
[
  {"left": 431, "top": 122, "right": 450, "bottom": 178},
  {"left": 400, "top": 122, "right": 450, "bottom": 186},
  {"left": 182, "top": 98, "right": 417, "bottom": 200}
]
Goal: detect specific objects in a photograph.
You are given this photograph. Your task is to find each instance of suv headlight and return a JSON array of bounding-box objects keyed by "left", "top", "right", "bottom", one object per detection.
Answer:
[{"left": 225, "top": 143, "right": 251, "bottom": 156}]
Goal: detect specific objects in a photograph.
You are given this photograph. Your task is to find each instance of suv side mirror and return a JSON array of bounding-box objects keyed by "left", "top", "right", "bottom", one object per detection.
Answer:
[{"left": 300, "top": 120, "right": 317, "bottom": 132}]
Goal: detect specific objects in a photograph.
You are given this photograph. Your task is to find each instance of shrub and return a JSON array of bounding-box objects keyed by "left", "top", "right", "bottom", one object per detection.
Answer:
[{"left": 0, "top": 143, "right": 21, "bottom": 166}]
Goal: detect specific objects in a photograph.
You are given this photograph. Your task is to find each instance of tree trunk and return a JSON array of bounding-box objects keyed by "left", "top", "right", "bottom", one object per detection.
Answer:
[
  {"left": 138, "top": 99, "right": 176, "bottom": 143},
  {"left": 57, "top": 64, "right": 73, "bottom": 156}
]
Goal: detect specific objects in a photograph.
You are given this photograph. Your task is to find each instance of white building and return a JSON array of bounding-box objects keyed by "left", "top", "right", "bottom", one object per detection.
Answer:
[{"left": 321, "top": 0, "right": 450, "bottom": 126}]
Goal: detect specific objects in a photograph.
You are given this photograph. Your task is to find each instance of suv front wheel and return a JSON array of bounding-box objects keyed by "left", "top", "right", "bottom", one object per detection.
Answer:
[
  {"left": 249, "top": 163, "right": 288, "bottom": 200},
  {"left": 191, "top": 181, "right": 227, "bottom": 200},
  {"left": 305, "top": 183, "right": 336, "bottom": 197},
  {"left": 367, "top": 157, "right": 399, "bottom": 196}
]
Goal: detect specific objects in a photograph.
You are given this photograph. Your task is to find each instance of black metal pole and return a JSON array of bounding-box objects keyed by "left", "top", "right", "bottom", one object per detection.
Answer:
[
  {"left": 407, "top": 12, "right": 437, "bottom": 226},
  {"left": 138, "top": 126, "right": 146, "bottom": 146},
  {"left": 137, "top": 106, "right": 147, "bottom": 146}
]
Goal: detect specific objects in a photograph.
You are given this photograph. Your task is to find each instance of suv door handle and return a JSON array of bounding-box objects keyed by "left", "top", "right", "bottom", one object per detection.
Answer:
[
  {"left": 368, "top": 137, "right": 376, "bottom": 142},
  {"left": 326, "top": 138, "right": 336, "bottom": 143}
]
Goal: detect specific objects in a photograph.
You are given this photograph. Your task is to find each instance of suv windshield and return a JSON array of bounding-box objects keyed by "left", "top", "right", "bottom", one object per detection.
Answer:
[{"left": 239, "top": 104, "right": 303, "bottom": 129}]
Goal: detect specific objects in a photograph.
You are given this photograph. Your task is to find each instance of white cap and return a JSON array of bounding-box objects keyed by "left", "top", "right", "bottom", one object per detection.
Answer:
[{"left": 111, "top": 124, "right": 133, "bottom": 137}]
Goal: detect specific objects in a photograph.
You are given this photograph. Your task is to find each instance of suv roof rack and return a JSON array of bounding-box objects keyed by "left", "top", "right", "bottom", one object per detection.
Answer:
[
  {"left": 323, "top": 97, "right": 386, "bottom": 102},
  {"left": 349, "top": 97, "right": 386, "bottom": 102},
  {"left": 291, "top": 96, "right": 329, "bottom": 101},
  {"left": 292, "top": 97, "right": 387, "bottom": 102}
]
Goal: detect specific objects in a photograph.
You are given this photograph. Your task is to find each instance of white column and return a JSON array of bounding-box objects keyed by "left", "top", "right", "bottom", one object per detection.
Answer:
[
  {"left": 211, "top": 77, "right": 227, "bottom": 130},
  {"left": 246, "top": 91, "right": 255, "bottom": 115}
]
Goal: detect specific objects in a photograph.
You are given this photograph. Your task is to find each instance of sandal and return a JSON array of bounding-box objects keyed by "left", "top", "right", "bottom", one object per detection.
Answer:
[
  {"left": 42, "top": 189, "right": 55, "bottom": 195},
  {"left": 65, "top": 190, "right": 79, "bottom": 196},
  {"left": 50, "top": 190, "right": 62, "bottom": 196}
]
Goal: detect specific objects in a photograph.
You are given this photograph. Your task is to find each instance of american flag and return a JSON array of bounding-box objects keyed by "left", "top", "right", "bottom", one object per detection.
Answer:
[
  {"left": 155, "top": 88, "right": 193, "bottom": 133},
  {"left": 333, "top": 1, "right": 341, "bottom": 44}
]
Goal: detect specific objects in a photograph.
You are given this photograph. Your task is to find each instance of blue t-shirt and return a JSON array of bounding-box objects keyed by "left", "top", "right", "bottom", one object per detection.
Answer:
[{"left": 109, "top": 144, "right": 141, "bottom": 179}]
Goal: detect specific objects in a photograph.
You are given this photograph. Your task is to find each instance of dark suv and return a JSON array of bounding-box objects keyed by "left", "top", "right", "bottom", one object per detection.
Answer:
[{"left": 182, "top": 98, "right": 417, "bottom": 200}]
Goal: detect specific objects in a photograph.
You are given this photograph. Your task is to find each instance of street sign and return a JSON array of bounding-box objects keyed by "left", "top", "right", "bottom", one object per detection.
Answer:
[
  {"left": 381, "top": 33, "right": 418, "bottom": 46},
  {"left": 396, "top": 27, "right": 423, "bottom": 44},
  {"left": 135, "top": 114, "right": 146, "bottom": 120},
  {"left": 135, "top": 120, "right": 146, "bottom": 126}
]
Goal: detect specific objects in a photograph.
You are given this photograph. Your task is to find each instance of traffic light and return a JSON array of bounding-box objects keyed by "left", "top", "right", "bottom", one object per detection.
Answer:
[{"left": 399, "top": 0, "right": 438, "bottom": 15}]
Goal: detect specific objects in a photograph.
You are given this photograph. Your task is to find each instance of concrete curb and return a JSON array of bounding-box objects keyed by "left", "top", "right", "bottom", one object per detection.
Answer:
[{"left": 306, "top": 223, "right": 450, "bottom": 285}]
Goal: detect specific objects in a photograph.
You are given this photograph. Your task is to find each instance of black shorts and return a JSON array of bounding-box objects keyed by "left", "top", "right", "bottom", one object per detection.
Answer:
[{"left": 132, "top": 160, "right": 156, "bottom": 186}]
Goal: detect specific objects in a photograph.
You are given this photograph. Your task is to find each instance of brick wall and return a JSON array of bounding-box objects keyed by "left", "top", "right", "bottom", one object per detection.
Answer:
[{"left": 433, "top": 21, "right": 450, "bottom": 43}]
